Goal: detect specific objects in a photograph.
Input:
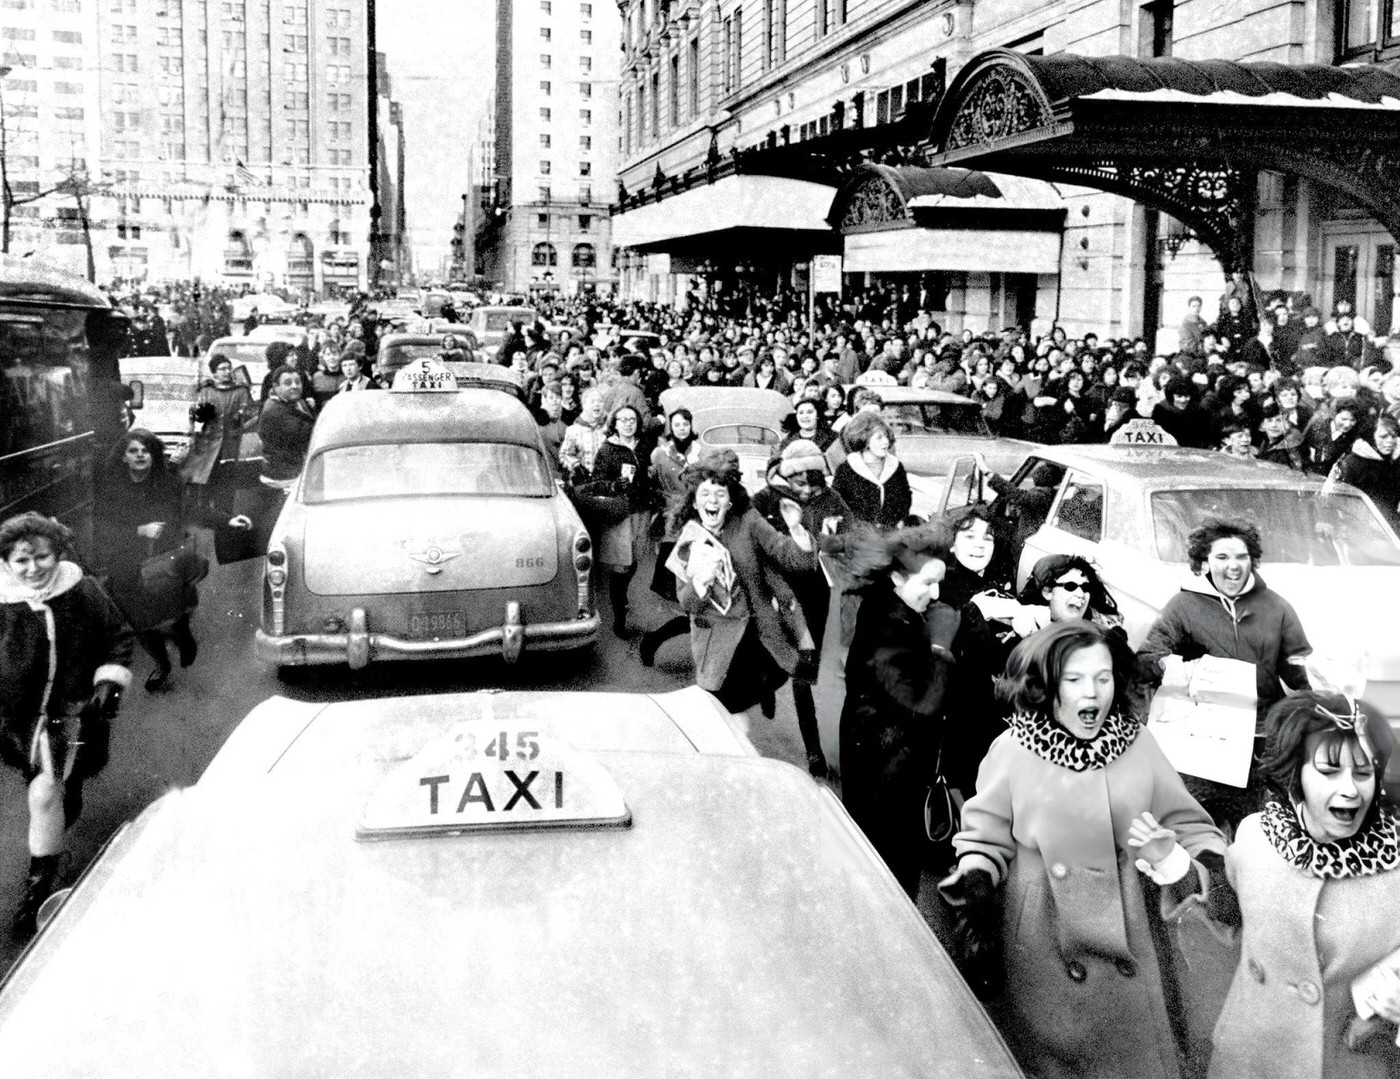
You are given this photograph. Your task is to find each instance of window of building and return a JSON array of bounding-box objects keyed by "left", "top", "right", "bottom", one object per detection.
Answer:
[
  {"left": 578, "top": 214, "right": 591, "bottom": 231},
  {"left": 222, "top": 1, "right": 244, "bottom": 20},
  {"left": 286, "top": 118, "right": 309, "bottom": 139},
  {"left": 1, "top": 27, "right": 35, "bottom": 39},
  {"left": 285, "top": 90, "right": 308, "bottom": 109},
  {"left": 160, "top": 55, "right": 183, "bottom": 74},
  {"left": 538, "top": 185, "right": 551, "bottom": 201},
  {"left": 540, "top": 80, "right": 551, "bottom": 94},
  {"left": 53, "top": 80, "right": 82, "bottom": 94},
  {"left": 571, "top": 243, "right": 595, "bottom": 268},
  {"left": 2, "top": 0, "right": 31, "bottom": 9},
  {"left": 649, "top": 70, "right": 658, "bottom": 135},
  {"left": 722, "top": 15, "right": 735, "bottom": 91},
  {"left": 636, "top": 81, "right": 646, "bottom": 143},
  {"left": 8, "top": 103, "right": 38, "bottom": 118},
  {"left": 540, "top": 106, "right": 552, "bottom": 121},
  {"left": 1337, "top": 0, "right": 1400, "bottom": 56},
  {"left": 158, "top": 0, "right": 182, "bottom": 14},
  {"left": 53, "top": 0, "right": 81, "bottom": 9},
  {"left": 53, "top": 28, "right": 82, "bottom": 42},
  {"left": 581, "top": 29, "right": 592, "bottom": 43},
  {"left": 537, "top": 213, "right": 549, "bottom": 226},
  {"left": 540, "top": 53, "right": 551, "bottom": 67},
  {"left": 578, "top": 135, "right": 591, "bottom": 150},
  {"left": 162, "top": 113, "right": 184, "bottom": 132},
  {"left": 109, "top": 0, "right": 134, "bottom": 11},
  {"left": 579, "top": 160, "right": 591, "bottom": 176},
  {"left": 325, "top": 63, "right": 348, "bottom": 82},
  {"left": 7, "top": 78, "right": 37, "bottom": 92},
  {"left": 540, "top": 160, "right": 552, "bottom": 174},
  {"left": 53, "top": 55, "right": 83, "bottom": 71},
  {"left": 540, "top": 0, "right": 550, "bottom": 10},
  {"left": 327, "top": 91, "right": 351, "bottom": 110},
  {"left": 325, "top": 7, "right": 348, "bottom": 26},
  {"left": 580, "top": 55, "right": 592, "bottom": 72},
  {"left": 540, "top": 26, "right": 551, "bottom": 39},
  {"left": 54, "top": 105, "right": 84, "bottom": 120},
  {"left": 223, "top": 30, "right": 245, "bottom": 48},
  {"left": 815, "top": 0, "right": 844, "bottom": 38},
  {"left": 9, "top": 155, "right": 38, "bottom": 170},
  {"left": 532, "top": 242, "right": 558, "bottom": 266},
  {"left": 580, "top": 81, "right": 591, "bottom": 97},
  {"left": 111, "top": 24, "right": 135, "bottom": 42},
  {"left": 669, "top": 53, "right": 679, "bottom": 124},
  {"left": 540, "top": 133, "right": 552, "bottom": 148},
  {"left": 284, "top": 33, "right": 307, "bottom": 50},
  {"left": 689, "top": 36, "right": 700, "bottom": 116},
  {"left": 580, "top": 2, "right": 590, "bottom": 14},
  {"left": 3, "top": 51, "right": 36, "bottom": 64},
  {"left": 580, "top": 108, "right": 591, "bottom": 124},
  {"left": 764, "top": 0, "right": 785, "bottom": 68}
]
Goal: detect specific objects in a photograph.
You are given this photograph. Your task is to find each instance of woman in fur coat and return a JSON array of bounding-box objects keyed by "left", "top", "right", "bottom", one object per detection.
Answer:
[{"left": 831, "top": 412, "right": 912, "bottom": 530}]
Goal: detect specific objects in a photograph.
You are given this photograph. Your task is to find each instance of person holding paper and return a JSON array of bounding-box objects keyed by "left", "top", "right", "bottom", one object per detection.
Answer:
[
  {"left": 669, "top": 449, "right": 817, "bottom": 722},
  {"left": 1137, "top": 518, "right": 1312, "bottom": 824},
  {"left": 1208, "top": 691, "right": 1400, "bottom": 1079},
  {"left": 939, "top": 621, "right": 1226, "bottom": 1079}
]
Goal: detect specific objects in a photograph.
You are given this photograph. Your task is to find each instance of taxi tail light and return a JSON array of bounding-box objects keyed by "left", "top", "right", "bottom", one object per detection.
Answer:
[
  {"left": 573, "top": 530, "right": 593, "bottom": 615},
  {"left": 265, "top": 541, "right": 287, "bottom": 636}
]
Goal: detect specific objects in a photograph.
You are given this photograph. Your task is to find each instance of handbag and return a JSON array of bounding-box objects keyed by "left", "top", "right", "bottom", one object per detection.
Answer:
[
  {"left": 570, "top": 479, "right": 631, "bottom": 533},
  {"left": 924, "top": 742, "right": 960, "bottom": 844},
  {"left": 140, "top": 534, "right": 210, "bottom": 590}
]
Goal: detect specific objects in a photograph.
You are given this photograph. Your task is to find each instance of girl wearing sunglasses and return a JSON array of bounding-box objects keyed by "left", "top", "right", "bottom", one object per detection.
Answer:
[{"left": 1013, "top": 553, "right": 1124, "bottom": 636}]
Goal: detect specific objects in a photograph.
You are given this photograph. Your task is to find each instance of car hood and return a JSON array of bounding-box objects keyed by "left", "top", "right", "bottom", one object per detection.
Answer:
[{"left": 299, "top": 497, "right": 561, "bottom": 595}]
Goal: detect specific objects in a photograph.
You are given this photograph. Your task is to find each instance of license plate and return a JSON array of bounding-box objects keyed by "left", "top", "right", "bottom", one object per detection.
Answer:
[{"left": 408, "top": 610, "right": 466, "bottom": 639}]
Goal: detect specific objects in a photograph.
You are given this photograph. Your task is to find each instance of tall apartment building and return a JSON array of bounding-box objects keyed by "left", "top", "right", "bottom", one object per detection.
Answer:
[
  {"left": 0, "top": 0, "right": 103, "bottom": 275},
  {"left": 610, "top": 0, "right": 1400, "bottom": 342},
  {"left": 475, "top": 0, "right": 621, "bottom": 296},
  {"left": 4, "top": 0, "right": 390, "bottom": 293}
]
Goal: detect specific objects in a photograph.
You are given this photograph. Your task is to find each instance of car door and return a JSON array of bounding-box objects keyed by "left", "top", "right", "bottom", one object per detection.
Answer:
[{"left": 1018, "top": 467, "right": 1105, "bottom": 589}]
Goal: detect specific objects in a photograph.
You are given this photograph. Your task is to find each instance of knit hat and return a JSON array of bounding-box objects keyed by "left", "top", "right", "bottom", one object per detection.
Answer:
[{"left": 778, "top": 438, "right": 828, "bottom": 478}]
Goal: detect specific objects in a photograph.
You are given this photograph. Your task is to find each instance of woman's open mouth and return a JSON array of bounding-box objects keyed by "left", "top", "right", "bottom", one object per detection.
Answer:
[{"left": 1329, "top": 805, "right": 1360, "bottom": 825}]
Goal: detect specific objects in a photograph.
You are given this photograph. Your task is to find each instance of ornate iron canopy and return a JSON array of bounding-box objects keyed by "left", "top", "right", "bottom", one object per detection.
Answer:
[{"left": 924, "top": 50, "right": 1400, "bottom": 271}]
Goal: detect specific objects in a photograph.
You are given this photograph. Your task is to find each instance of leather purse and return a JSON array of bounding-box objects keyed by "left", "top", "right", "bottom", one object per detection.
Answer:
[{"left": 924, "top": 743, "right": 961, "bottom": 844}]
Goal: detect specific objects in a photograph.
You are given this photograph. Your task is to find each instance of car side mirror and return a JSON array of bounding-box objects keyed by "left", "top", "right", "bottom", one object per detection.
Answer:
[
  {"left": 127, "top": 379, "right": 144, "bottom": 409},
  {"left": 232, "top": 365, "right": 252, "bottom": 388}
]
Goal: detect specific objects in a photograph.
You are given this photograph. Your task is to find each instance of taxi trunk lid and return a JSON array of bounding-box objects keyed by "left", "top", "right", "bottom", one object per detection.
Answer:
[{"left": 301, "top": 498, "right": 560, "bottom": 595}]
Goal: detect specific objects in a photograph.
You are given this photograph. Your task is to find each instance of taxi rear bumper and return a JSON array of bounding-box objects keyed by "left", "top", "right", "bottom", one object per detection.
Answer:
[{"left": 255, "top": 604, "right": 599, "bottom": 668}]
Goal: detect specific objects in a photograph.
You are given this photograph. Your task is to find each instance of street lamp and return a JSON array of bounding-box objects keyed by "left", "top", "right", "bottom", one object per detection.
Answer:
[{"left": 1, "top": 65, "right": 13, "bottom": 255}]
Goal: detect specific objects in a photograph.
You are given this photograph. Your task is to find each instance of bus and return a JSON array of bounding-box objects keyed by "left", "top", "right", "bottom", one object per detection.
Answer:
[{"left": 0, "top": 258, "right": 131, "bottom": 556}]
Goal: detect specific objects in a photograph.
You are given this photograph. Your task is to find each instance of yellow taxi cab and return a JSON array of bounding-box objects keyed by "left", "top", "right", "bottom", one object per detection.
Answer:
[
  {"left": 0, "top": 687, "right": 1024, "bottom": 1077},
  {"left": 254, "top": 359, "right": 597, "bottom": 671}
]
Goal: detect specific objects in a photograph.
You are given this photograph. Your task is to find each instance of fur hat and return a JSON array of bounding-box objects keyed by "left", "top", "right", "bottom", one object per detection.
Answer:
[{"left": 777, "top": 438, "right": 828, "bottom": 478}]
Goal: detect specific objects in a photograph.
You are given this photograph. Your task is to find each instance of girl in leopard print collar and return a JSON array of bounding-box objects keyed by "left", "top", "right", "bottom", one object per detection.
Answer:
[
  {"left": 939, "top": 623, "right": 1226, "bottom": 1079},
  {"left": 1210, "top": 692, "right": 1400, "bottom": 1079}
]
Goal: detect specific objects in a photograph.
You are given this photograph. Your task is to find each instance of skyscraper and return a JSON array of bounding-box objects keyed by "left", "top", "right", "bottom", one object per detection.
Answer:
[{"left": 476, "top": 0, "right": 619, "bottom": 296}]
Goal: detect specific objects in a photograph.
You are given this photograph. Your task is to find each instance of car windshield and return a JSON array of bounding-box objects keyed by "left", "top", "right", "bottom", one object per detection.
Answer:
[
  {"left": 882, "top": 401, "right": 989, "bottom": 437},
  {"left": 303, "top": 442, "right": 554, "bottom": 502},
  {"left": 210, "top": 342, "right": 270, "bottom": 367},
  {"left": 1152, "top": 488, "right": 1400, "bottom": 566},
  {"left": 131, "top": 372, "right": 199, "bottom": 401},
  {"left": 485, "top": 311, "right": 532, "bottom": 332}
]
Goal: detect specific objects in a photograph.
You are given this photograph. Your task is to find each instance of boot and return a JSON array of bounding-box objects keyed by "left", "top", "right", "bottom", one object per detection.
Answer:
[
  {"left": 171, "top": 615, "right": 198, "bottom": 668},
  {"left": 142, "top": 632, "right": 172, "bottom": 692},
  {"left": 792, "top": 682, "right": 829, "bottom": 780},
  {"left": 639, "top": 615, "right": 688, "bottom": 667},
  {"left": 11, "top": 854, "right": 61, "bottom": 939},
  {"left": 609, "top": 570, "right": 633, "bottom": 636}
]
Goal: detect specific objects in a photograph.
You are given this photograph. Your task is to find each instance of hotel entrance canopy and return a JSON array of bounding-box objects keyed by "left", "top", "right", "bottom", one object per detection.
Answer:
[{"left": 922, "top": 50, "right": 1400, "bottom": 271}]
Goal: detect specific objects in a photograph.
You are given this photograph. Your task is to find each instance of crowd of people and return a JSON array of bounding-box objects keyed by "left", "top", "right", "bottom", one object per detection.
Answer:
[{"left": 2, "top": 274, "right": 1397, "bottom": 1076}]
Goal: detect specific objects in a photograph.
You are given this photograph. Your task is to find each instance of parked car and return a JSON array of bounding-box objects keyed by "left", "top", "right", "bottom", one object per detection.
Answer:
[
  {"left": 118, "top": 355, "right": 201, "bottom": 464},
  {"left": 934, "top": 444, "right": 1400, "bottom": 780},
  {"left": 842, "top": 383, "right": 1036, "bottom": 518},
  {"left": 467, "top": 305, "right": 538, "bottom": 358},
  {"left": 0, "top": 686, "right": 1025, "bottom": 1078},
  {"left": 254, "top": 360, "right": 597, "bottom": 671},
  {"left": 375, "top": 332, "right": 497, "bottom": 382},
  {"left": 659, "top": 386, "right": 792, "bottom": 494}
]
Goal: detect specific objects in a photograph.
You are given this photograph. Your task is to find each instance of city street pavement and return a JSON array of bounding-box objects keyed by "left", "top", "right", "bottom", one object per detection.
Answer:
[{"left": 0, "top": 531, "right": 813, "bottom": 971}]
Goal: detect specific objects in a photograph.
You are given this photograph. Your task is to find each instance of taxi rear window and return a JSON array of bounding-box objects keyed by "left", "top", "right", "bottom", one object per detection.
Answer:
[
  {"left": 378, "top": 343, "right": 442, "bottom": 372},
  {"left": 303, "top": 442, "right": 555, "bottom": 502}
]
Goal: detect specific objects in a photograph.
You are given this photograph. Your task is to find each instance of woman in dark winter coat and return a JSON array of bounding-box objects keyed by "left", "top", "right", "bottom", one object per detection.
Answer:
[
  {"left": 839, "top": 524, "right": 963, "bottom": 898},
  {"left": 258, "top": 365, "right": 316, "bottom": 484},
  {"left": 96, "top": 429, "right": 199, "bottom": 692},
  {"left": 1153, "top": 375, "right": 1215, "bottom": 449},
  {"left": 1256, "top": 399, "right": 1307, "bottom": 470},
  {"left": 639, "top": 408, "right": 699, "bottom": 666},
  {"left": 670, "top": 449, "right": 816, "bottom": 724},
  {"left": 831, "top": 412, "right": 912, "bottom": 530},
  {"left": 1302, "top": 397, "right": 1361, "bottom": 476},
  {"left": 181, "top": 352, "right": 257, "bottom": 517},
  {"left": 752, "top": 438, "right": 852, "bottom": 777},
  {"left": 591, "top": 404, "right": 650, "bottom": 635},
  {"left": 1330, "top": 413, "right": 1400, "bottom": 529},
  {"left": 1208, "top": 692, "right": 1400, "bottom": 1079},
  {"left": 0, "top": 512, "right": 133, "bottom": 938},
  {"left": 1136, "top": 517, "right": 1312, "bottom": 826},
  {"left": 941, "top": 621, "right": 1227, "bottom": 1079}
]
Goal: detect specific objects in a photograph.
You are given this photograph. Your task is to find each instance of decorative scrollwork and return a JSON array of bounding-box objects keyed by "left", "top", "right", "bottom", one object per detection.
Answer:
[
  {"left": 946, "top": 68, "right": 1051, "bottom": 151},
  {"left": 837, "top": 175, "right": 907, "bottom": 229}
]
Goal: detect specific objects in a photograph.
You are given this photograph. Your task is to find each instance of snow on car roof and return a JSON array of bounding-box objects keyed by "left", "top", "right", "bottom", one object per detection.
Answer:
[{"left": 308, "top": 385, "right": 543, "bottom": 453}]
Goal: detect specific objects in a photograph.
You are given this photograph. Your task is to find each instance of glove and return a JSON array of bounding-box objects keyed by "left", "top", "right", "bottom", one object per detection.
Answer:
[
  {"left": 940, "top": 866, "right": 1004, "bottom": 1001},
  {"left": 73, "top": 683, "right": 120, "bottom": 780},
  {"left": 190, "top": 401, "right": 217, "bottom": 425},
  {"left": 1197, "top": 850, "right": 1242, "bottom": 928},
  {"left": 926, "top": 601, "right": 961, "bottom": 654}
]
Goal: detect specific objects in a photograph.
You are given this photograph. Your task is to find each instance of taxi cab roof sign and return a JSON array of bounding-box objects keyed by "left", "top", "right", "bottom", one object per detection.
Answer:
[
  {"left": 1109, "top": 418, "right": 1178, "bottom": 447},
  {"left": 390, "top": 356, "right": 459, "bottom": 393},
  {"left": 358, "top": 721, "right": 631, "bottom": 839}
]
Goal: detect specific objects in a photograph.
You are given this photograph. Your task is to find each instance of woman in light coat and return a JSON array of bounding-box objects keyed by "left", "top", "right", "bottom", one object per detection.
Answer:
[
  {"left": 182, "top": 353, "right": 256, "bottom": 517},
  {"left": 940, "top": 621, "right": 1227, "bottom": 1079},
  {"left": 1208, "top": 691, "right": 1400, "bottom": 1079}
]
